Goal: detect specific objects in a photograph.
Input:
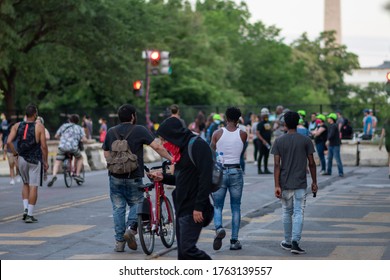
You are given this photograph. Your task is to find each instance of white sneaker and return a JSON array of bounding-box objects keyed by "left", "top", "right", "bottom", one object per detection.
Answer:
[
  {"left": 16, "top": 176, "right": 21, "bottom": 183},
  {"left": 10, "top": 179, "right": 15, "bottom": 185}
]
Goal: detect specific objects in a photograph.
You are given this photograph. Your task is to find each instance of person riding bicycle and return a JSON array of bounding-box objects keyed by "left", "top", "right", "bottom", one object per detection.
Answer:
[{"left": 47, "top": 114, "right": 87, "bottom": 186}]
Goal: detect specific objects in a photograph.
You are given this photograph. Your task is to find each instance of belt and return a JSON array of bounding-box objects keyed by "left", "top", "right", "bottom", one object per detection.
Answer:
[
  {"left": 223, "top": 164, "right": 241, "bottom": 169},
  {"left": 110, "top": 173, "right": 142, "bottom": 182}
]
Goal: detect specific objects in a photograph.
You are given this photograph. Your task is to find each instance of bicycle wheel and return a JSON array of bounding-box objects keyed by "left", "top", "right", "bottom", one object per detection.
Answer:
[
  {"left": 76, "top": 166, "right": 85, "bottom": 185},
  {"left": 138, "top": 213, "right": 155, "bottom": 255},
  {"left": 63, "top": 160, "right": 73, "bottom": 188},
  {"left": 160, "top": 197, "right": 175, "bottom": 248}
]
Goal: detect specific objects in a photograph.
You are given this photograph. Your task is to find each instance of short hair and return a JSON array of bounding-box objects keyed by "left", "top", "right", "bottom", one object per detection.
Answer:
[
  {"left": 284, "top": 111, "right": 300, "bottom": 130},
  {"left": 170, "top": 104, "right": 179, "bottom": 114},
  {"left": 118, "top": 104, "right": 136, "bottom": 123},
  {"left": 25, "top": 104, "right": 38, "bottom": 118},
  {"left": 225, "top": 107, "right": 241, "bottom": 122},
  {"left": 69, "top": 114, "right": 80, "bottom": 124}
]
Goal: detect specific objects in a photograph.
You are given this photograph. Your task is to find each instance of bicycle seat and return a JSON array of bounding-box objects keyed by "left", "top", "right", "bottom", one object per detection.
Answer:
[{"left": 138, "top": 182, "right": 154, "bottom": 192}]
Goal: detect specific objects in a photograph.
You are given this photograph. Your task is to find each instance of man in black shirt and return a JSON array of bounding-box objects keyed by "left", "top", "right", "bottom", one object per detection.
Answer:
[
  {"left": 102, "top": 104, "right": 171, "bottom": 253},
  {"left": 326, "top": 113, "right": 344, "bottom": 177},
  {"left": 256, "top": 108, "right": 273, "bottom": 174}
]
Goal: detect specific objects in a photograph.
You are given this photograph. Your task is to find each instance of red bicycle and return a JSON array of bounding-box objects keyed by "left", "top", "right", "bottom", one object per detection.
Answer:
[{"left": 137, "top": 161, "right": 175, "bottom": 255}]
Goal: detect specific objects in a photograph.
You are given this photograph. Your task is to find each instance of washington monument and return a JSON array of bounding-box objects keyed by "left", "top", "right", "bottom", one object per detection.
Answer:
[{"left": 324, "top": 0, "right": 342, "bottom": 44}]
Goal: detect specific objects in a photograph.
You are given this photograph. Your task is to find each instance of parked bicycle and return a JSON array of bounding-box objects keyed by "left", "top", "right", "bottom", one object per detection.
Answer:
[
  {"left": 62, "top": 152, "right": 85, "bottom": 188},
  {"left": 137, "top": 161, "right": 175, "bottom": 255}
]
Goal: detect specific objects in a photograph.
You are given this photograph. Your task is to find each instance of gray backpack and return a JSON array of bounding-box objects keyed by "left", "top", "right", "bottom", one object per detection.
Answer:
[{"left": 106, "top": 127, "right": 138, "bottom": 174}]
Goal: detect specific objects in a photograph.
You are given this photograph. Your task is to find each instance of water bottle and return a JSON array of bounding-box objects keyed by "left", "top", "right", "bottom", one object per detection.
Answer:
[
  {"left": 217, "top": 152, "right": 224, "bottom": 165},
  {"left": 265, "top": 143, "right": 271, "bottom": 150}
]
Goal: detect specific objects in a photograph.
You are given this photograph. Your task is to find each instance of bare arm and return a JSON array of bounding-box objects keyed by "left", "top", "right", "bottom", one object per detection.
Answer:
[
  {"left": 6, "top": 123, "right": 19, "bottom": 156},
  {"left": 273, "top": 154, "right": 282, "bottom": 198},
  {"left": 308, "top": 154, "right": 318, "bottom": 195},
  {"left": 37, "top": 123, "right": 48, "bottom": 170},
  {"left": 149, "top": 139, "right": 173, "bottom": 161},
  {"left": 210, "top": 129, "right": 223, "bottom": 151}
]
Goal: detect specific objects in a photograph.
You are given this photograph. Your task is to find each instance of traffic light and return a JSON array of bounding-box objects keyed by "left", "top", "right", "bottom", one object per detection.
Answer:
[
  {"left": 133, "top": 80, "right": 143, "bottom": 96},
  {"left": 386, "top": 72, "right": 390, "bottom": 94},
  {"left": 149, "top": 50, "right": 161, "bottom": 66},
  {"left": 160, "top": 51, "right": 172, "bottom": 75}
]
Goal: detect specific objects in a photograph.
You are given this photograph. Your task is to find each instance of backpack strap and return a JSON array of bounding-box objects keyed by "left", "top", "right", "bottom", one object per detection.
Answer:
[
  {"left": 188, "top": 136, "right": 198, "bottom": 166},
  {"left": 123, "top": 125, "right": 136, "bottom": 140}
]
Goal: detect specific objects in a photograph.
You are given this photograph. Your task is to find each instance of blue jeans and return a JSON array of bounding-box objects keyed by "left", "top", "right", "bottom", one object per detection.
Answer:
[
  {"left": 213, "top": 167, "right": 244, "bottom": 240},
  {"left": 109, "top": 176, "right": 144, "bottom": 242},
  {"left": 315, "top": 142, "right": 326, "bottom": 172},
  {"left": 281, "top": 188, "right": 307, "bottom": 244},
  {"left": 327, "top": 145, "right": 344, "bottom": 176}
]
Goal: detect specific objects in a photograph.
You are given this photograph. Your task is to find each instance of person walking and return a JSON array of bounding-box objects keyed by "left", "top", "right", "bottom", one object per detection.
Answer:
[
  {"left": 379, "top": 118, "right": 390, "bottom": 179},
  {"left": 325, "top": 113, "right": 344, "bottom": 177},
  {"left": 256, "top": 108, "right": 272, "bottom": 174},
  {"left": 251, "top": 114, "right": 260, "bottom": 165},
  {"left": 311, "top": 114, "right": 328, "bottom": 174},
  {"left": 3, "top": 121, "right": 21, "bottom": 185},
  {"left": 150, "top": 116, "right": 214, "bottom": 259},
  {"left": 47, "top": 114, "right": 87, "bottom": 186},
  {"left": 169, "top": 104, "right": 186, "bottom": 128},
  {"left": 99, "top": 118, "right": 107, "bottom": 143},
  {"left": 271, "top": 111, "right": 318, "bottom": 254},
  {"left": 102, "top": 104, "right": 172, "bottom": 253},
  {"left": 210, "top": 107, "right": 247, "bottom": 251},
  {"left": 6, "top": 104, "right": 49, "bottom": 223}
]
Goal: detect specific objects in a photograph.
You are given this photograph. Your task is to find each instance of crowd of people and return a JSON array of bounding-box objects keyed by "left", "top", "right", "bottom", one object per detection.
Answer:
[{"left": 1, "top": 102, "right": 389, "bottom": 260}]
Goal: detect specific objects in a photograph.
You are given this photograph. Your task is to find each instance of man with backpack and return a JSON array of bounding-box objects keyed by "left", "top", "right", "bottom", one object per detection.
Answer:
[
  {"left": 149, "top": 116, "right": 214, "bottom": 259},
  {"left": 210, "top": 107, "right": 247, "bottom": 251},
  {"left": 47, "top": 114, "right": 87, "bottom": 187},
  {"left": 6, "top": 104, "right": 48, "bottom": 223},
  {"left": 102, "top": 104, "right": 172, "bottom": 253}
]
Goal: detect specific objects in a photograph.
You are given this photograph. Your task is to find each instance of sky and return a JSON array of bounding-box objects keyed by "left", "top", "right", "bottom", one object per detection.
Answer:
[{"left": 236, "top": 0, "right": 390, "bottom": 67}]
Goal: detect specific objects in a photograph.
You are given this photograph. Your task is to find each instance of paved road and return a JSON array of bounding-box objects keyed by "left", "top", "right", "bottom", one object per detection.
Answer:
[{"left": 0, "top": 161, "right": 389, "bottom": 260}]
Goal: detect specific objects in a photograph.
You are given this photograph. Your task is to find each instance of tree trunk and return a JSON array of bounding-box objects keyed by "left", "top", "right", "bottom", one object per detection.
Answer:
[{"left": 4, "top": 66, "right": 17, "bottom": 119}]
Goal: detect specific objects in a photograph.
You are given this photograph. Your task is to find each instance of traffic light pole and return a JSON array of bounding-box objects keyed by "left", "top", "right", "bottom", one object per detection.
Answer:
[{"left": 144, "top": 49, "right": 152, "bottom": 131}]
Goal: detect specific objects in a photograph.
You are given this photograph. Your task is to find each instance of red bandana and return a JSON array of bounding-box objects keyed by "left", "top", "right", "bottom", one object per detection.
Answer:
[{"left": 163, "top": 142, "right": 181, "bottom": 164}]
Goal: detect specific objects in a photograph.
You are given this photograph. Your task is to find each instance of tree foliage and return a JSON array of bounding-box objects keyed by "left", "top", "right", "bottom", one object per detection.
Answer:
[{"left": 0, "top": 0, "right": 373, "bottom": 126}]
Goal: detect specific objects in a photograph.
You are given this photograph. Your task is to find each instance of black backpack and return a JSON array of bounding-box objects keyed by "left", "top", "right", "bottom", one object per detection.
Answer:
[{"left": 188, "top": 136, "right": 223, "bottom": 193}]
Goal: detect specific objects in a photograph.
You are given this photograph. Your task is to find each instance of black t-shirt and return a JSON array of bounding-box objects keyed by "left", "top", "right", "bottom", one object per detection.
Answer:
[
  {"left": 257, "top": 120, "right": 272, "bottom": 143},
  {"left": 327, "top": 123, "right": 341, "bottom": 146},
  {"left": 102, "top": 123, "right": 155, "bottom": 178},
  {"left": 271, "top": 132, "right": 315, "bottom": 190}
]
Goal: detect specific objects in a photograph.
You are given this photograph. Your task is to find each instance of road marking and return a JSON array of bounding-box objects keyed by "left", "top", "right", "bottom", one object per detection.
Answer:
[
  {"left": 0, "top": 195, "right": 109, "bottom": 224},
  {"left": 0, "top": 240, "right": 45, "bottom": 245},
  {"left": 329, "top": 246, "right": 385, "bottom": 259},
  {"left": 0, "top": 225, "right": 95, "bottom": 238},
  {"left": 198, "top": 236, "right": 389, "bottom": 243}
]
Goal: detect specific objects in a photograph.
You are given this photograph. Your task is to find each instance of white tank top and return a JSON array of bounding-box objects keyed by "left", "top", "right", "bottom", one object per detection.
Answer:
[{"left": 216, "top": 127, "right": 243, "bottom": 165}]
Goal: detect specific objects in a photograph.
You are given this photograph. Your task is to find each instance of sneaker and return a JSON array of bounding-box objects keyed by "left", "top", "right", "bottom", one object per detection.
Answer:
[
  {"left": 25, "top": 215, "right": 38, "bottom": 223},
  {"left": 22, "top": 209, "right": 28, "bottom": 220},
  {"left": 123, "top": 228, "right": 137, "bottom": 250},
  {"left": 280, "top": 241, "right": 292, "bottom": 251},
  {"left": 258, "top": 170, "right": 264, "bottom": 174},
  {"left": 10, "top": 179, "right": 15, "bottom": 185},
  {"left": 114, "top": 240, "right": 126, "bottom": 252},
  {"left": 213, "top": 227, "right": 226, "bottom": 250},
  {"left": 230, "top": 240, "right": 242, "bottom": 250},
  {"left": 73, "top": 175, "right": 84, "bottom": 183},
  {"left": 264, "top": 169, "right": 273, "bottom": 174},
  {"left": 291, "top": 241, "right": 306, "bottom": 254},
  {"left": 339, "top": 174, "right": 344, "bottom": 177},
  {"left": 319, "top": 170, "right": 326, "bottom": 175},
  {"left": 47, "top": 176, "right": 57, "bottom": 187},
  {"left": 321, "top": 172, "right": 330, "bottom": 176}
]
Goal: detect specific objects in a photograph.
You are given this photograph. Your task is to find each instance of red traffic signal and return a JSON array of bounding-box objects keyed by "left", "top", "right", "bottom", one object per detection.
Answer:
[
  {"left": 133, "top": 80, "right": 142, "bottom": 96},
  {"left": 150, "top": 51, "right": 161, "bottom": 66},
  {"left": 133, "top": 80, "right": 142, "bottom": 90}
]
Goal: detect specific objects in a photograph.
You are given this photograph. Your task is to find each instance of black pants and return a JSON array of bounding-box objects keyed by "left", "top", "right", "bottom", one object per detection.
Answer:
[
  {"left": 257, "top": 142, "right": 270, "bottom": 172},
  {"left": 253, "top": 138, "right": 260, "bottom": 161},
  {"left": 176, "top": 214, "right": 212, "bottom": 260}
]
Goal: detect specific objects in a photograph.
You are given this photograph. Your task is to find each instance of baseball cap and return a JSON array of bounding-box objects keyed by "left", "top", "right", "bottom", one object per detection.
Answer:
[
  {"left": 260, "top": 108, "right": 269, "bottom": 116},
  {"left": 297, "top": 110, "right": 306, "bottom": 117},
  {"left": 327, "top": 113, "right": 337, "bottom": 121},
  {"left": 213, "top": 114, "right": 222, "bottom": 121},
  {"left": 316, "top": 114, "right": 326, "bottom": 121}
]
